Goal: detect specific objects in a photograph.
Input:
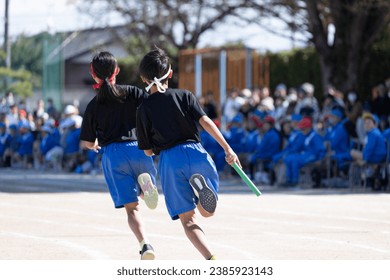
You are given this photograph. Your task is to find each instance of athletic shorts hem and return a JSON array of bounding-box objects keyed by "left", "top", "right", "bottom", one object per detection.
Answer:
[
  {"left": 169, "top": 205, "right": 197, "bottom": 220},
  {"left": 114, "top": 198, "right": 139, "bottom": 209}
]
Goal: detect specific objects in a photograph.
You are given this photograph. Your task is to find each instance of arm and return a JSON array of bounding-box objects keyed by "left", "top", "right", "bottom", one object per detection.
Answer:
[
  {"left": 81, "top": 139, "right": 101, "bottom": 153},
  {"left": 199, "top": 115, "right": 241, "bottom": 167}
]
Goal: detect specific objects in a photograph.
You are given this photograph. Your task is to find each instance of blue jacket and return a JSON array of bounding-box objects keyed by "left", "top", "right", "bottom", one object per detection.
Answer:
[
  {"left": 63, "top": 128, "right": 81, "bottom": 155},
  {"left": 17, "top": 132, "right": 34, "bottom": 156},
  {"left": 40, "top": 133, "right": 60, "bottom": 155},
  {"left": 327, "top": 119, "right": 351, "bottom": 154},
  {"left": 200, "top": 130, "right": 222, "bottom": 155},
  {"left": 252, "top": 128, "right": 281, "bottom": 161},
  {"left": 224, "top": 126, "right": 246, "bottom": 153},
  {"left": 0, "top": 132, "right": 12, "bottom": 156},
  {"left": 243, "top": 129, "right": 261, "bottom": 153},
  {"left": 284, "top": 129, "right": 305, "bottom": 153},
  {"left": 272, "top": 129, "right": 305, "bottom": 162},
  {"left": 363, "top": 128, "right": 387, "bottom": 163},
  {"left": 301, "top": 130, "right": 326, "bottom": 160},
  {"left": 383, "top": 128, "right": 390, "bottom": 143}
]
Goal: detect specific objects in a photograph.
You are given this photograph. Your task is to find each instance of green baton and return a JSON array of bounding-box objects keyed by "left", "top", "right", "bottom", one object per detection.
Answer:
[{"left": 232, "top": 162, "right": 262, "bottom": 196}]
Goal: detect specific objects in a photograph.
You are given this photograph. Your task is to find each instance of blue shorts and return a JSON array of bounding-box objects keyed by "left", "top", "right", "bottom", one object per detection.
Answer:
[
  {"left": 158, "top": 142, "right": 219, "bottom": 220},
  {"left": 101, "top": 141, "right": 157, "bottom": 208}
]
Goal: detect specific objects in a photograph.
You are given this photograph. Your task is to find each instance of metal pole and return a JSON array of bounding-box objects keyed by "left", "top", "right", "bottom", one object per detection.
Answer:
[
  {"left": 195, "top": 53, "right": 202, "bottom": 98},
  {"left": 4, "top": 0, "right": 10, "bottom": 68},
  {"left": 219, "top": 49, "right": 227, "bottom": 131}
]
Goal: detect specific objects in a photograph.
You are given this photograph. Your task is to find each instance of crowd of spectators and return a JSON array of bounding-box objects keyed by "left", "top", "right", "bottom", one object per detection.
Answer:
[
  {"left": 198, "top": 79, "right": 390, "bottom": 190},
  {"left": 0, "top": 93, "right": 101, "bottom": 174},
  {"left": 1, "top": 78, "right": 390, "bottom": 190}
]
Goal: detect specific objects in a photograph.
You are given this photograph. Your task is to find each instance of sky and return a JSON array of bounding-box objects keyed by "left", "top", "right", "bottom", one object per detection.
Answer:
[{"left": 0, "top": 0, "right": 306, "bottom": 52}]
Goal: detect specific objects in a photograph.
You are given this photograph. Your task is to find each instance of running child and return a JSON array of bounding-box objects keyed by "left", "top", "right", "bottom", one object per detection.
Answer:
[
  {"left": 136, "top": 47, "right": 241, "bottom": 260},
  {"left": 80, "top": 51, "right": 158, "bottom": 260}
]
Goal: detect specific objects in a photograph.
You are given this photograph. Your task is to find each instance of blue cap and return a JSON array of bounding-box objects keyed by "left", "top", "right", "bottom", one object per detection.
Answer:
[
  {"left": 0, "top": 122, "right": 6, "bottom": 128},
  {"left": 291, "top": 114, "right": 302, "bottom": 121},
  {"left": 231, "top": 114, "right": 243, "bottom": 124},
  {"left": 9, "top": 124, "right": 17, "bottom": 130},
  {"left": 330, "top": 108, "right": 344, "bottom": 119}
]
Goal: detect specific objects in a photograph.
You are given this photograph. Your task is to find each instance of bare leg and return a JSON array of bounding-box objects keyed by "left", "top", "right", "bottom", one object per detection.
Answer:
[
  {"left": 124, "top": 202, "right": 147, "bottom": 243},
  {"left": 179, "top": 210, "right": 213, "bottom": 259}
]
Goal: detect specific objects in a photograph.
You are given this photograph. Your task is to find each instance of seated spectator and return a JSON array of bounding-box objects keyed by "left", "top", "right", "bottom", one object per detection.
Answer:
[
  {"left": 257, "top": 87, "right": 274, "bottom": 113},
  {"left": 283, "top": 117, "right": 326, "bottom": 187},
  {"left": 249, "top": 115, "right": 281, "bottom": 184},
  {"left": 270, "top": 114, "right": 305, "bottom": 186},
  {"left": 0, "top": 122, "right": 12, "bottom": 167},
  {"left": 222, "top": 88, "right": 245, "bottom": 123},
  {"left": 240, "top": 114, "right": 262, "bottom": 172},
  {"left": 225, "top": 114, "right": 246, "bottom": 154},
  {"left": 7, "top": 124, "right": 19, "bottom": 165},
  {"left": 14, "top": 123, "right": 34, "bottom": 168},
  {"left": 39, "top": 124, "right": 62, "bottom": 170},
  {"left": 6, "top": 104, "right": 19, "bottom": 127},
  {"left": 350, "top": 113, "right": 387, "bottom": 165},
  {"left": 295, "top": 83, "right": 320, "bottom": 121},
  {"left": 61, "top": 118, "right": 81, "bottom": 172},
  {"left": 271, "top": 114, "right": 305, "bottom": 166},
  {"left": 243, "top": 114, "right": 262, "bottom": 154},
  {"left": 326, "top": 107, "right": 353, "bottom": 172}
]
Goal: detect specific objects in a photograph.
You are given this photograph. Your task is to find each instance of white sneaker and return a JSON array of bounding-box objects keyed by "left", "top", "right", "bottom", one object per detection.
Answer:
[{"left": 138, "top": 173, "right": 158, "bottom": 210}]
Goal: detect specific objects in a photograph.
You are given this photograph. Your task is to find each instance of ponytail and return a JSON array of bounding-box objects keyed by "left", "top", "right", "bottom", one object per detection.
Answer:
[{"left": 90, "top": 51, "right": 124, "bottom": 104}]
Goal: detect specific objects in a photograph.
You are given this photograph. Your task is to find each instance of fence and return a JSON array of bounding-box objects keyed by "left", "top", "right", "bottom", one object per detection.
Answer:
[{"left": 178, "top": 47, "right": 269, "bottom": 106}]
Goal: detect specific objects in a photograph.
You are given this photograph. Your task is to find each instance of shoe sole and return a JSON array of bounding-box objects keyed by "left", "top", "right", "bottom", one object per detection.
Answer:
[
  {"left": 189, "top": 174, "right": 217, "bottom": 213},
  {"left": 141, "top": 250, "right": 155, "bottom": 260},
  {"left": 138, "top": 173, "right": 158, "bottom": 210}
]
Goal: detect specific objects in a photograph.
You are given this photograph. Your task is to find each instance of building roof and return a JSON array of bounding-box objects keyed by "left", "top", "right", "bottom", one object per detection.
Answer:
[{"left": 55, "top": 25, "right": 131, "bottom": 63}]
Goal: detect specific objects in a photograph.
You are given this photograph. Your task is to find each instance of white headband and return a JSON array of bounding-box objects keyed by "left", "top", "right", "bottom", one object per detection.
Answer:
[{"left": 145, "top": 65, "right": 171, "bottom": 93}]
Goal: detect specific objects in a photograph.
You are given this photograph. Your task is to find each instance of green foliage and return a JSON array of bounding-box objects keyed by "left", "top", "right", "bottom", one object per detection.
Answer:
[
  {"left": 268, "top": 28, "right": 390, "bottom": 101},
  {"left": 0, "top": 48, "right": 34, "bottom": 97},
  {"left": 10, "top": 33, "right": 47, "bottom": 89},
  {"left": 11, "top": 33, "right": 44, "bottom": 75},
  {"left": 361, "top": 26, "right": 390, "bottom": 96},
  {"left": 268, "top": 47, "right": 322, "bottom": 98},
  {"left": 7, "top": 80, "right": 33, "bottom": 98}
]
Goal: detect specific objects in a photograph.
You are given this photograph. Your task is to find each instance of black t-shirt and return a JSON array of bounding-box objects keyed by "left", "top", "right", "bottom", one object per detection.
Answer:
[
  {"left": 80, "top": 85, "right": 147, "bottom": 146},
  {"left": 136, "top": 88, "right": 206, "bottom": 154}
]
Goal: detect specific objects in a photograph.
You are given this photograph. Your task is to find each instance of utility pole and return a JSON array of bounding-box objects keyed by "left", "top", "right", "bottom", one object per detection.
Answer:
[{"left": 4, "top": 0, "right": 10, "bottom": 68}]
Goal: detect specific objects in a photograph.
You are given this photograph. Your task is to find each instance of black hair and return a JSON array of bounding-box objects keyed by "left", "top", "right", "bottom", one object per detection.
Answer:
[
  {"left": 90, "top": 51, "right": 124, "bottom": 104},
  {"left": 139, "top": 47, "right": 170, "bottom": 84}
]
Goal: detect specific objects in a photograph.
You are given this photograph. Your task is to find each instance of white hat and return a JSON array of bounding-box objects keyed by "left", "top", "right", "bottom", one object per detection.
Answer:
[
  {"left": 240, "top": 88, "right": 252, "bottom": 98},
  {"left": 64, "top": 105, "right": 77, "bottom": 115},
  {"left": 301, "top": 83, "right": 314, "bottom": 95}
]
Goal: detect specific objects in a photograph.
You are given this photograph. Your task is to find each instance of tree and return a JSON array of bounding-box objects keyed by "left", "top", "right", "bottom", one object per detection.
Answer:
[
  {"left": 76, "top": 0, "right": 251, "bottom": 87},
  {"left": 77, "top": 0, "right": 251, "bottom": 51},
  {"left": 11, "top": 33, "right": 46, "bottom": 89},
  {"left": 247, "top": 0, "right": 390, "bottom": 95},
  {"left": 0, "top": 49, "right": 33, "bottom": 98}
]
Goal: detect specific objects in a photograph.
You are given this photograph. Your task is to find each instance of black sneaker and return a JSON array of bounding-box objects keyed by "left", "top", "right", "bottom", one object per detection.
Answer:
[
  {"left": 140, "top": 244, "right": 155, "bottom": 260},
  {"left": 189, "top": 174, "right": 217, "bottom": 213}
]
